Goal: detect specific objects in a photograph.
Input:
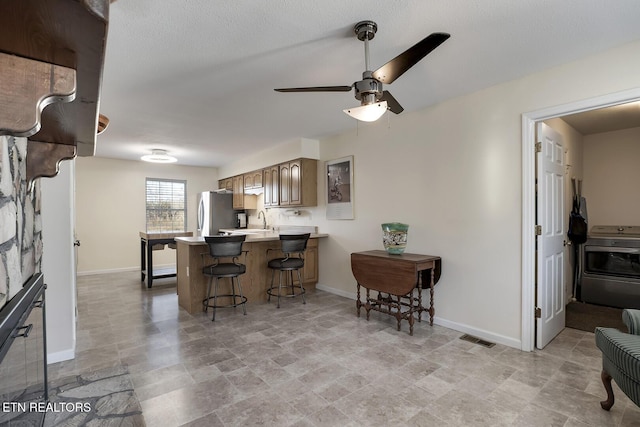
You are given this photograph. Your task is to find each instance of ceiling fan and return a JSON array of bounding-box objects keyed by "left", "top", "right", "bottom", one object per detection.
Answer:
[{"left": 275, "top": 20, "right": 450, "bottom": 122}]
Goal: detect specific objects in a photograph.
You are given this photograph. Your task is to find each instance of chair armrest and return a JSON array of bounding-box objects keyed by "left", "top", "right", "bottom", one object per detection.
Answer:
[{"left": 623, "top": 309, "right": 640, "bottom": 335}]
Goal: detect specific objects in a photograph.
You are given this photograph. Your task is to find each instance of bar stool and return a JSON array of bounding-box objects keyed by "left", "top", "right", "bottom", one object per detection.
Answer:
[
  {"left": 202, "top": 235, "right": 248, "bottom": 321},
  {"left": 266, "top": 233, "right": 310, "bottom": 308}
]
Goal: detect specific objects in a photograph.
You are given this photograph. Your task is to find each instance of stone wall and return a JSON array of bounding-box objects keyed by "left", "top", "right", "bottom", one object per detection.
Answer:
[{"left": 0, "top": 136, "right": 42, "bottom": 309}]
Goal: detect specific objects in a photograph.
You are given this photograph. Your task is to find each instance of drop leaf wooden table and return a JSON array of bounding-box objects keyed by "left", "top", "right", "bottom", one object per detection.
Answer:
[{"left": 351, "top": 250, "right": 441, "bottom": 335}]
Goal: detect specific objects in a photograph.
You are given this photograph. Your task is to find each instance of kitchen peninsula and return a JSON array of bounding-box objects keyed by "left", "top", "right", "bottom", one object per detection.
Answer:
[{"left": 175, "top": 228, "right": 327, "bottom": 314}]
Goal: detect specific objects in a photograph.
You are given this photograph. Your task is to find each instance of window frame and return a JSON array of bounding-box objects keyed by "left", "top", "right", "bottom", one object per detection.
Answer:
[{"left": 145, "top": 178, "right": 187, "bottom": 233}]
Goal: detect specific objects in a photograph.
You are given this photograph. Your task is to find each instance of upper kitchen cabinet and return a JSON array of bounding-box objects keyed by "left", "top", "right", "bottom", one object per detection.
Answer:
[
  {"left": 263, "top": 165, "right": 280, "bottom": 207},
  {"left": 219, "top": 178, "right": 233, "bottom": 192},
  {"left": 279, "top": 158, "right": 317, "bottom": 207},
  {"left": 232, "top": 175, "right": 244, "bottom": 209},
  {"left": 244, "top": 170, "right": 263, "bottom": 189},
  {"left": 0, "top": 0, "right": 109, "bottom": 183}
]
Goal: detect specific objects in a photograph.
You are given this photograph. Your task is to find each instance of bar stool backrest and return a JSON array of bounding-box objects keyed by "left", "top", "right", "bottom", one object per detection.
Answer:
[
  {"left": 280, "top": 233, "right": 310, "bottom": 255},
  {"left": 204, "top": 235, "right": 246, "bottom": 258}
]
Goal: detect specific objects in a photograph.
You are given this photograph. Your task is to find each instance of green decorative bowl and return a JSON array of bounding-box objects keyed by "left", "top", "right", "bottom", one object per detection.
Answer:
[{"left": 381, "top": 222, "right": 409, "bottom": 254}]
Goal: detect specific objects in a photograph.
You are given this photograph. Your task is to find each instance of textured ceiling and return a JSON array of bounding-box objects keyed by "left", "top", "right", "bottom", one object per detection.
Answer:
[{"left": 96, "top": 0, "right": 640, "bottom": 167}]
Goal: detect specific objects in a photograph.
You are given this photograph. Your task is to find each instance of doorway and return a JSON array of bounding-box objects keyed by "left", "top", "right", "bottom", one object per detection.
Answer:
[{"left": 521, "top": 88, "right": 640, "bottom": 351}]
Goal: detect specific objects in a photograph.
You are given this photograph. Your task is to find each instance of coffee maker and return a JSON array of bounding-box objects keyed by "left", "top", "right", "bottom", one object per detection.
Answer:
[{"left": 235, "top": 212, "right": 247, "bottom": 229}]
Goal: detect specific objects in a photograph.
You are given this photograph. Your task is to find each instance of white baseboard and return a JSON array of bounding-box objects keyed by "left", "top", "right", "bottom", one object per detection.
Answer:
[
  {"left": 315, "top": 283, "right": 521, "bottom": 350},
  {"left": 77, "top": 264, "right": 175, "bottom": 276},
  {"left": 316, "top": 283, "right": 357, "bottom": 300},
  {"left": 432, "top": 316, "right": 521, "bottom": 349},
  {"left": 47, "top": 348, "right": 75, "bottom": 364}
]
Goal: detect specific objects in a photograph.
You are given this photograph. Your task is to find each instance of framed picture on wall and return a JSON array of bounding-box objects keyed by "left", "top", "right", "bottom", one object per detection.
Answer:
[{"left": 326, "top": 155, "right": 354, "bottom": 220}]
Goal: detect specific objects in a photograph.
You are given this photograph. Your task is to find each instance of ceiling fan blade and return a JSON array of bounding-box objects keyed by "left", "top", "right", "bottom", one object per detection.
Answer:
[
  {"left": 372, "top": 32, "right": 450, "bottom": 84},
  {"left": 380, "top": 91, "right": 404, "bottom": 114},
  {"left": 274, "top": 85, "right": 352, "bottom": 93}
]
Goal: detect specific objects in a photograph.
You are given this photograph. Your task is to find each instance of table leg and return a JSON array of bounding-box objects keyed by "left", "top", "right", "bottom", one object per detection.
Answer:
[
  {"left": 365, "top": 288, "right": 371, "bottom": 320},
  {"left": 417, "top": 273, "right": 423, "bottom": 323},
  {"left": 356, "top": 282, "right": 361, "bottom": 317},
  {"left": 429, "top": 268, "right": 435, "bottom": 326},
  {"left": 408, "top": 297, "right": 415, "bottom": 336},
  {"left": 146, "top": 242, "right": 154, "bottom": 288},
  {"left": 140, "top": 239, "right": 146, "bottom": 282}
]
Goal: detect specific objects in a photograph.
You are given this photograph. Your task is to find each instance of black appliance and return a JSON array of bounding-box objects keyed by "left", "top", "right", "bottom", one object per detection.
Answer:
[{"left": 0, "top": 273, "right": 48, "bottom": 426}]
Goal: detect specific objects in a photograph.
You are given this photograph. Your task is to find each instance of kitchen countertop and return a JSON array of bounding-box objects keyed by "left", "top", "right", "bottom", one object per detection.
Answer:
[{"left": 175, "top": 230, "right": 328, "bottom": 245}]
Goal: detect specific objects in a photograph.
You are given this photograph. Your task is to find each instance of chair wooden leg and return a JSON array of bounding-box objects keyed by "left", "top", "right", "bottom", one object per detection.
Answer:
[{"left": 600, "top": 369, "right": 615, "bottom": 411}]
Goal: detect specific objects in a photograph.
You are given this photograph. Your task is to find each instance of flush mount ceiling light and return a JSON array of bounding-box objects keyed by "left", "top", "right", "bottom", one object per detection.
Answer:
[{"left": 141, "top": 149, "right": 177, "bottom": 163}]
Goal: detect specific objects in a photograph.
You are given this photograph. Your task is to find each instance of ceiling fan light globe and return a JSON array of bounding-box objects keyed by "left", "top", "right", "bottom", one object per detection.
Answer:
[{"left": 343, "top": 101, "right": 388, "bottom": 122}]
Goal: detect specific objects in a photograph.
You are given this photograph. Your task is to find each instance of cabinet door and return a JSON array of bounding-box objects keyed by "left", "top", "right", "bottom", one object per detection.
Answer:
[
  {"left": 263, "top": 168, "right": 272, "bottom": 206},
  {"left": 279, "top": 163, "right": 290, "bottom": 206},
  {"left": 232, "top": 175, "right": 244, "bottom": 209},
  {"left": 289, "top": 159, "right": 301, "bottom": 205},
  {"left": 292, "top": 239, "right": 318, "bottom": 285},
  {"left": 244, "top": 173, "right": 254, "bottom": 189},
  {"left": 263, "top": 166, "right": 279, "bottom": 206},
  {"left": 219, "top": 178, "right": 233, "bottom": 191},
  {"left": 269, "top": 165, "right": 279, "bottom": 206},
  {"left": 302, "top": 244, "right": 318, "bottom": 283},
  {"left": 253, "top": 171, "right": 263, "bottom": 188}
]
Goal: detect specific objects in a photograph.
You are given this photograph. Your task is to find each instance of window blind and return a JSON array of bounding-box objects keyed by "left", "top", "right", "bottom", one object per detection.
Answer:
[{"left": 145, "top": 178, "right": 187, "bottom": 232}]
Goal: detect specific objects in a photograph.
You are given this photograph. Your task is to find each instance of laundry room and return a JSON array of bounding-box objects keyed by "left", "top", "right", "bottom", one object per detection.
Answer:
[{"left": 543, "top": 101, "right": 640, "bottom": 331}]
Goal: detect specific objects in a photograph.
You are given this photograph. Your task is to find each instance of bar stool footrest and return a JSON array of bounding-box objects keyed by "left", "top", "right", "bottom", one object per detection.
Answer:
[
  {"left": 266, "top": 286, "right": 306, "bottom": 298},
  {"left": 203, "top": 294, "right": 248, "bottom": 309}
]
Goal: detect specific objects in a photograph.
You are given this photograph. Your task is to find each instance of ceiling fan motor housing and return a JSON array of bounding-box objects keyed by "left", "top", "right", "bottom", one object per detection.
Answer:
[{"left": 354, "top": 71, "right": 383, "bottom": 104}]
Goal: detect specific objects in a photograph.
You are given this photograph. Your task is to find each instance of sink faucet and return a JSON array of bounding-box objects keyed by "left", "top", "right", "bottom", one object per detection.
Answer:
[{"left": 258, "top": 210, "right": 267, "bottom": 229}]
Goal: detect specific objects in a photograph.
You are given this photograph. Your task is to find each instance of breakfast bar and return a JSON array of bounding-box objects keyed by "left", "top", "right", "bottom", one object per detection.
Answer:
[{"left": 175, "top": 229, "right": 326, "bottom": 314}]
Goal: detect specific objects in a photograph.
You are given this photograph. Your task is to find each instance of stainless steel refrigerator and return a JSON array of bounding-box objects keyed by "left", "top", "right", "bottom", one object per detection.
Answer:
[{"left": 197, "top": 191, "right": 236, "bottom": 236}]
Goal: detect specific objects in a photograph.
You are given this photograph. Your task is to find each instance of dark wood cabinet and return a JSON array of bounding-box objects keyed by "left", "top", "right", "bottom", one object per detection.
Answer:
[
  {"left": 264, "top": 165, "right": 279, "bottom": 207},
  {"left": 232, "top": 175, "right": 244, "bottom": 209},
  {"left": 218, "top": 178, "right": 233, "bottom": 191},
  {"left": 279, "top": 162, "right": 291, "bottom": 205},
  {"left": 244, "top": 170, "right": 263, "bottom": 189},
  {"left": 279, "top": 158, "right": 317, "bottom": 207}
]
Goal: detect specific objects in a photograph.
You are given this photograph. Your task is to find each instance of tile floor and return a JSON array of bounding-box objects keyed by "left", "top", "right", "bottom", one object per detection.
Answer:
[{"left": 47, "top": 272, "right": 640, "bottom": 426}]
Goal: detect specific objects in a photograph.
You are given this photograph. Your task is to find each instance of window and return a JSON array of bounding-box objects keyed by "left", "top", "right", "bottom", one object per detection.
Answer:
[{"left": 145, "top": 178, "right": 187, "bottom": 232}]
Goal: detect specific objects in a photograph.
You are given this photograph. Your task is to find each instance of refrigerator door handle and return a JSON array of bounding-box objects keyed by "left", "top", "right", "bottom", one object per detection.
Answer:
[{"left": 197, "top": 197, "right": 204, "bottom": 232}]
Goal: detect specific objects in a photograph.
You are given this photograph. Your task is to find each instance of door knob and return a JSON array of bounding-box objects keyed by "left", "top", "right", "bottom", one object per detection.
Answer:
[{"left": 74, "top": 240, "right": 81, "bottom": 247}]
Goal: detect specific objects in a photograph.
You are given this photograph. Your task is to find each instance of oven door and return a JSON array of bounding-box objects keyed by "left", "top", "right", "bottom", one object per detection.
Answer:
[{"left": 582, "top": 243, "right": 640, "bottom": 308}]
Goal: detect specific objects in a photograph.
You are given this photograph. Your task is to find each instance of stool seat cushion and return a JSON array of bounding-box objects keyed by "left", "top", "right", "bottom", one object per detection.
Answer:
[
  {"left": 268, "top": 257, "right": 304, "bottom": 270},
  {"left": 203, "top": 263, "right": 246, "bottom": 277}
]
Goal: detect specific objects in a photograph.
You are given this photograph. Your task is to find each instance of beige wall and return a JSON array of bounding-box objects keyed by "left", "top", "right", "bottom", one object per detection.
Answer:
[
  {"left": 583, "top": 126, "right": 640, "bottom": 226},
  {"left": 226, "top": 39, "right": 640, "bottom": 347},
  {"left": 75, "top": 39, "right": 640, "bottom": 348},
  {"left": 75, "top": 157, "right": 218, "bottom": 273}
]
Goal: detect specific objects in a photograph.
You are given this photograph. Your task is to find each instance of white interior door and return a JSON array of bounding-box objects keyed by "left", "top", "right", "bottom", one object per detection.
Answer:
[{"left": 536, "top": 122, "right": 566, "bottom": 349}]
